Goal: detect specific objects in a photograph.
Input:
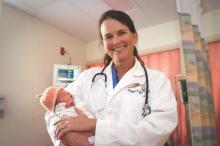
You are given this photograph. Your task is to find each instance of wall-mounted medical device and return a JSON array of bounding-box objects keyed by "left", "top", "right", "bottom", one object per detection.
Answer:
[
  {"left": 0, "top": 95, "right": 6, "bottom": 118},
  {"left": 179, "top": 79, "right": 188, "bottom": 104},
  {"left": 53, "top": 64, "right": 81, "bottom": 87},
  {"left": 175, "top": 74, "right": 189, "bottom": 104}
]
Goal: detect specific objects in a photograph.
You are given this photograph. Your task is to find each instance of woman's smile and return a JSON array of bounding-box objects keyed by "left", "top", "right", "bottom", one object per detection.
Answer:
[{"left": 111, "top": 44, "right": 127, "bottom": 51}]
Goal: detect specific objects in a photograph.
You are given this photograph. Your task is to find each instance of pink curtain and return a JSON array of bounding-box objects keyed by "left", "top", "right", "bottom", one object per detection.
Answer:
[
  {"left": 86, "top": 62, "right": 104, "bottom": 69},
  {"left": 208, "top": 41, "right": 220, "bottom": 145},
  {"left": 141, "top": 49, "right": 188, "bottom": 145},
  {"left": 141, "top": 49, "right": 180, "bottom": 83}
]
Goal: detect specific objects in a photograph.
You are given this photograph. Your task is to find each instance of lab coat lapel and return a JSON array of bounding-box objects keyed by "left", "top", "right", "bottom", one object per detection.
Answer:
[
  {"left": 103, "top": 62, "right": 114, "bottom": 97},
  {"left": 109, "top": 59, "right": 145, "bottom": 100}
]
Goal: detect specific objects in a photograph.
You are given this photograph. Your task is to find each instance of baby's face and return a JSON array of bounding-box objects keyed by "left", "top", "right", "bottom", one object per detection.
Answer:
[{"left": 56, "top": 89, "right": 74, "bottom": 107}]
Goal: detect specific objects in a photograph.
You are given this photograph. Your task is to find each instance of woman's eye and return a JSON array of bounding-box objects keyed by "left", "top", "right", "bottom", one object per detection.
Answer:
[
  {"left": 104, "top": 35, "right": 112, "bottom": 40},
  {"left": 118, "top": 31, "right": 126, "bottom": 36}
]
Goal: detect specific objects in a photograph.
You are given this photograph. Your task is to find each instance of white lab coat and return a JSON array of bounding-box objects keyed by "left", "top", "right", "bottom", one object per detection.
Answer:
[
  {"left": 46, "top": 58, "right": 177, "bottom": 146},
  {"left": 45, "top": 103, "right": 95, "bottom": 146}
]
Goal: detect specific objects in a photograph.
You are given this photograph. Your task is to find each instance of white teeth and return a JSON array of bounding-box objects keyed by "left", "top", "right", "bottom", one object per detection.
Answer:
[{"left": 112, "top": 46, "right": 124, "bottom": 51}]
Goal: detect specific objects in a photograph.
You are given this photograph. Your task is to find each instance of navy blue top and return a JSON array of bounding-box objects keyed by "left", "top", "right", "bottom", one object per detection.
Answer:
[{"left": 111, "top": 64, "right": 119, "bottom": 88}]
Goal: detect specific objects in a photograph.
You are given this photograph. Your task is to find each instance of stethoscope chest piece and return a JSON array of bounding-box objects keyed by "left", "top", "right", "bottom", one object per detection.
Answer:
[{"left": 142, "top": 104, "right": 151, "bottom": 117}]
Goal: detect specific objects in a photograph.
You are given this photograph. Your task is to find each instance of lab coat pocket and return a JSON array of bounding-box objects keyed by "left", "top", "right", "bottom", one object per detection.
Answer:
[
  {"left": 86, "top": 79, "right": 106, "bottom": 115},
  {"left": 121, "top": 92, "right": 145, "bottom": 123}
]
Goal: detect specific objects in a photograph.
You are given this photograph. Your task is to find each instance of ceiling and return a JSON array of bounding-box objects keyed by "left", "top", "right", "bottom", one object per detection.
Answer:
[{"left": 2, "top": 0, "right": 220, "bottom": 42}]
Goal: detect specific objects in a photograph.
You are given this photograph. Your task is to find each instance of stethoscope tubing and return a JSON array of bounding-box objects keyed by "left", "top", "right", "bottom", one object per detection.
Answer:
[{"left": 92, "top": 60, "right": 151, "bottom": 117}]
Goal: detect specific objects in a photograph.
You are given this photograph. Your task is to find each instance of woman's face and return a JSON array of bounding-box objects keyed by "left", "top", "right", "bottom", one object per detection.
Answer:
[{"left": 100, "top": 18, "right": 137, "bottom": 62}]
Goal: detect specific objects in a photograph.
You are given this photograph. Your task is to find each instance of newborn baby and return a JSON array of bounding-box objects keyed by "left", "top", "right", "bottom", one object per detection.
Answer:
[
  {"left": 37, "top": 86, "right": 94, "bottom": 146},
  {"left": 37, "top": 86, "right": 74, "bottom": 113}
]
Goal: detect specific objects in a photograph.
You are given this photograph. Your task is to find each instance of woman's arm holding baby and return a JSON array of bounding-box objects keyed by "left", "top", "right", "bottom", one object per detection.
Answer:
[
  {"left": 61, "top": 132, "right": 93, "bottom": 146},
  {"left": 45, "top": 108, "right": 95, "bottom": 146}
]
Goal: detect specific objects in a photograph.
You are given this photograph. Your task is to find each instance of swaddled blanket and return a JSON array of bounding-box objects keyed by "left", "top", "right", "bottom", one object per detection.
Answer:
[{"left": 37, "top": 86, "right": 94, "bottom": 146}]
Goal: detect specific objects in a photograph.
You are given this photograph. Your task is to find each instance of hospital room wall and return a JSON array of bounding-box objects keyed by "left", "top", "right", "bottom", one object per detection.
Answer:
[
  {"left": 0, "top": 0, "right": 2, "bottom": 16},
  {"left": 0, "top": 4, "right": 87, "bottom": 146},
  {"left": 85, "top": 8, "right": 220, "bottom": 64},
  {"left": 203, "top": 9, "right": 220, "bottom": 42}
]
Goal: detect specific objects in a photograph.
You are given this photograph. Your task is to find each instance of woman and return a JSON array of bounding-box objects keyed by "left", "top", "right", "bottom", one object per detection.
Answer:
[{"left": 46, "top": 10, "right": 177, "bottom": 146}]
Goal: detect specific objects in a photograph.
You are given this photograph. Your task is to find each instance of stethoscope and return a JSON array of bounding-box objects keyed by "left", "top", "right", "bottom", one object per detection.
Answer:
[{"left": 92, "top": 60, "right": 151, "bottom": 117}]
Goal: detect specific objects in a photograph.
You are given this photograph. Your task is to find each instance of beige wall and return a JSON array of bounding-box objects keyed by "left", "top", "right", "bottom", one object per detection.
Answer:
[
  {"left": 86, "top": 40, "right": 105, "bottom": 63},
  {"left": 0, "top": 4, "right": 86, "bottom": 146},
  {"left": 0, "top": 0, "right": 2, "bottom": 16},
  {"left": 203, "top": 9, "right": 220, "bottom": 42},
  {"left": 137, "top": 20, "right": 181, "bottom": 53},
  {"left": 85, "top": 9, "right": 220, "bottom": 63},
  {"left": 0, "top": 0, "right": 2, "bottom": 18}
]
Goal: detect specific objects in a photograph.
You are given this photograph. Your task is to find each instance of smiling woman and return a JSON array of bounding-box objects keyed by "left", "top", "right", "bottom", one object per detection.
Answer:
[
  {"left": 1, "top": 1, "right": 219, "bottom": 146},
  {"left": 45, "top": 9, "right": 177, "bottom": 146},
  {"left": 100, "top": 18, "right": 137, "bottom": 79}
]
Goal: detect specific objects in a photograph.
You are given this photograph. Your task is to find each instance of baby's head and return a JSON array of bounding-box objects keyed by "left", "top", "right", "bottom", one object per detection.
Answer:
[
  {"left": 36, "top": 86, "right": 74, "bottom": 112},
  {"left": 56, "top": 87, "right": 74, "bottom": 107}
]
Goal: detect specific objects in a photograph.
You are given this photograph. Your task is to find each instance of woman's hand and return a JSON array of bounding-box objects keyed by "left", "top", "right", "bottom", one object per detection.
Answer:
[
  {"left": 54, "top": 108, "right": 96, "bottom": 139},
  {"left": 61, "top": 132, "right": 93, "bottom": 146}
]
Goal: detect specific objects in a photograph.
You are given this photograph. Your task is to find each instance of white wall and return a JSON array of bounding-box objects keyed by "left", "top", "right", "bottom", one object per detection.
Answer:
[{"left": 0, "top": 4, "right": 86, "bottom": 146}]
